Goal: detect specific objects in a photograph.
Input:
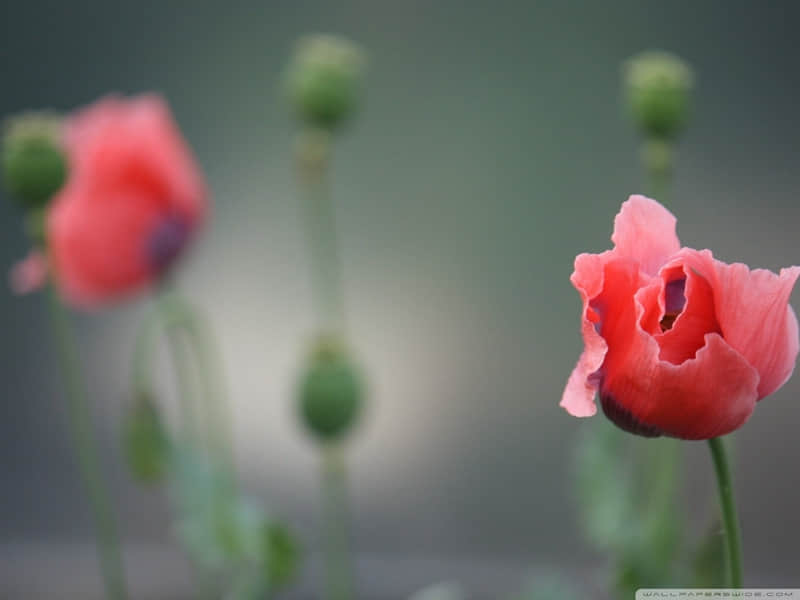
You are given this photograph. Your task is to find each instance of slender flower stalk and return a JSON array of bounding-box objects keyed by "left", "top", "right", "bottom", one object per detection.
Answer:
[
  {"left": 133, "top": 287, "right": 237, "bottom": 600},
  {"left": 296, "top": 129, "right": 346, "bottom": 332},
  {"left": 136, "top": 286, "right": 235, "bottom": 464},
  {"left": 321, "top": 445, "right": 355, "bottom": 600},
  {"left": 295, "top": 129, "right": 356, "bottom": 600},
  {"left": 287, "top": 34, "right": 366, "bottom": 600},
  {"left": 708, "top": 437, "right": 744, "bottom": 587},
  {"left": 46, "top": 283, "right": 128, "bottom": 600},
  {"left": 159, "top": 296, "right": 199, "bottom": 443},
  {"left": 179, "top": 302, "right": 235, "bottom": 467},
  {"left": 642, "top": 137, "right": 672, "bottom": 205}
]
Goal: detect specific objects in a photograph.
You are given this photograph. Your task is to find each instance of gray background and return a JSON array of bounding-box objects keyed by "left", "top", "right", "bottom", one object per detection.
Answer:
[{"left": 0, "top": 0, "right": 798, "bottom": 596}]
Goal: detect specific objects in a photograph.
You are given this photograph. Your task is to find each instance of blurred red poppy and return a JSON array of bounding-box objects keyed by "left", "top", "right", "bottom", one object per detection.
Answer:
[{"left": 47, "top": 95, "right": 207, "bottom": 307}]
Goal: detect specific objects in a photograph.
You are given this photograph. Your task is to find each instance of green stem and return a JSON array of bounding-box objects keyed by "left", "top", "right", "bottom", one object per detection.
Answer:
[
  {"left": 708, "top": 437, "right": 744, "bottom": 587},
  {"left": 46, "top": 285, "right": 128, "bottom": 600},
  {"left": 141, "top": 290, "right": 229, "bottom": 600},
  {"left": 321, "top": 445, "right": 355, "bottom": 600},
  {"left": 295, "top": 129, "right": 356, "bottom": 600},
  {"left": 178, "top": 299, "right": 235, "bottom": 468},
  {"left": 296, "top": 129, "right": 346, "bottom": 333},
  {"left": 131, "top": 303, "right": 164, "bottom": 398},
  {"left": 642, "top": 137, "right": 673, "bottom": 205},
  {"left": 157, "top": 289, "right": 235, "bottom": 467},
  {"left": 134, "top": 289, "right": 234, "bottom": 465},
  {"left": 157, "top": 293, "right": 199, "bottom": 443}
]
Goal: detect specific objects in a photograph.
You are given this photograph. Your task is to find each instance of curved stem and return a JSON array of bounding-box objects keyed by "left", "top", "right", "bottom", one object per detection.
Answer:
[
  {"left": 156, "top": 289, "right": 235, "bottom": 467},
  {"left": 321, "top": 445, "right": 355, "bottom": 600},
  {"left": 157, "top": 293, "right": 199, "bottom": 443},
  {"left": 131, "top": 302, "right": 165, "bottom": 398},
  {"left": 708, "top": 437, "right": 744, "bottom": 587},
  {"left": 178, "top": 299, "right": 234, "bottom": 467},
  {"left": 139, "top": 290, "right": 231, "bottom": 600},
  {"left": 46, "top": 284, "right": 128, "bottom": 600}
]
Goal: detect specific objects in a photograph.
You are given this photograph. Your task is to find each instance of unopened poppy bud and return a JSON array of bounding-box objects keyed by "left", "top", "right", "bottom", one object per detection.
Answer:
[
  {"left": 2, "top": 113, "right": 67, "bottom": 209},
  {"left": 285, "top": 34, "right": 366, "bottom": 130},
  {"left": 624, "top": 51, "right": 693, "bottom": 140},
  {"left": 123, "top": 391, "right": 170, "bottom": 483},
  {"left": 297, "top": 335, "right": 363, "bottom": 442}
]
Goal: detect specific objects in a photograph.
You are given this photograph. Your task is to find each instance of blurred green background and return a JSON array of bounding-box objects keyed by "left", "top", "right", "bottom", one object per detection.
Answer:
[{"left": 1, "top": 0, "right": 798, "bottom": 596}]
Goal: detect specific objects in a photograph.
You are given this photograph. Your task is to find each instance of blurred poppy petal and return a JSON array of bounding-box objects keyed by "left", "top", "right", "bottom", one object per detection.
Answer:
[
  {"left": 47, "top": 94, "right": 207, "bottom": 308},
  {"left": 9, "top": 250, "right": 48, "bottom": 295}
]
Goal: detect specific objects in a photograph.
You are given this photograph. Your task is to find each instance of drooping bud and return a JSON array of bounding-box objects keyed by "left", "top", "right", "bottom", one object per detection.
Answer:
[
  {"left": 2, "top": 112, "right": 67, "bottom": 209},
  {"left": 123, "top": 391, "right": 170, "bottom": 484},
  {"left": 285, "top": 34, "right": 366, "bottom": 130},
  {"left": 624, "top": 50, "right": 694, "bottom": 140},
  {"left": 297, "top": 334, "right": 364, "bottom": 442}
]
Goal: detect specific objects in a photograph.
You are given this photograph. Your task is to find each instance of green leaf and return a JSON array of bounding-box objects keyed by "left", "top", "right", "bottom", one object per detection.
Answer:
[
  {"left": 263, "top": 522, "right": 300, "bottom": 588},
  {"left": 122, "top": 391, "right": 170, "bottom": 484},
  {"left": 168, "top": 446, "right": 243, "bottom": 568},
  {"left": 574, "top": 420, "right": 684, "bottom": 596},
  {"left": 167, "top": 445, "right": 300, "bottom": 595},
  {"left": 573, "top": 420, "right": 636, "bottom": 551}
]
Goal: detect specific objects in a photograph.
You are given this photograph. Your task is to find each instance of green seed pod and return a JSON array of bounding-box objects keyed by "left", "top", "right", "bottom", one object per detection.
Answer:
[
  {"left": 624, "top": 50, "right": 694, "bottom": 140},
  {"left": 285, "top": 34, "right": 366, "bottom": 130},
  {"left": 298, "top": 335, "right": 363, "bottom": 442},
  {"left": 2, "top": 113, "right": 67, "bottom": 209},
  {"left": 123, "top": 391, "right": 170, "bottom": 484}
]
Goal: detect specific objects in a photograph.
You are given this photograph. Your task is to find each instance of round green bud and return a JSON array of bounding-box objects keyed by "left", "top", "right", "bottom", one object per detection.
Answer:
[
  {"left": 2, "top": 113, "right": 67, "bottom": 209},
  {"left": 624, "top": 50, "right": 694, "bottom": 140},
  {"left": 297, "top": 335, "right": 363, "bottom": 442},
  {"left": 285, "top": 34, "right": 366, "bottom": 130},
  {"left": 123, "top": 391, "right": 170, "bottom": 484}
]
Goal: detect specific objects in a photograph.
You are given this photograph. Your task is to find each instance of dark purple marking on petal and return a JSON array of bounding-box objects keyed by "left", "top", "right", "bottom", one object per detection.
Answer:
[
  {"left": 660, "top": 277, "right": 686, "bottom": 332},
  {"left": 664, "top": 277, "right": 686, "bottom": 314},
  {"left": 147, "top": 214, "right": 190, "bottom": 273},
  {"left": 600, "top": 393, "right": 663, "bottom": 438}
]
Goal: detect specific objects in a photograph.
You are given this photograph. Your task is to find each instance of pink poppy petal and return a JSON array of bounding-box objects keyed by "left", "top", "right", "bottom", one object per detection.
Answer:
[
  {"left": 602, "top": 331, "right": 760, "bottom": 440},
  {"left": 654, "top": 258, "right": 721, "bottom": 365},
  {"left": 48, "top": 185, "right": 160, "bottom": 307},
  {"left": 48, "top": 94, "right": 208, "bottom": 308},
  {"left": 710, "top": 261, "right": 800, "bottom": 399},
  {"left": 559, "top": 252, "right": 615, "bottom": 417},
  {"left": 611, "top": 195, "right": 681, "bottom": 276},
  {"left": 9, "top": 251, "right": 48, "bottom": 295},
  {"left": 581, "top": 250, "right": 758, "bottom": 439}
]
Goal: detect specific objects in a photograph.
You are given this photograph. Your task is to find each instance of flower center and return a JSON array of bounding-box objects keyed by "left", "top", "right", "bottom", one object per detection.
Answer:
[{"left": 660, "top": 278, "right": 686, "bottom": 332}]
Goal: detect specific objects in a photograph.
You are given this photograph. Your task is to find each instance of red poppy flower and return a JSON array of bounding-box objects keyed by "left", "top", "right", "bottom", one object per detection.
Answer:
[
  {"left": 47, "top": 95, "right": 207, "bottom": 307},
  {"left": 561, "top": 195, "right": 799, "bottom": 439}
]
